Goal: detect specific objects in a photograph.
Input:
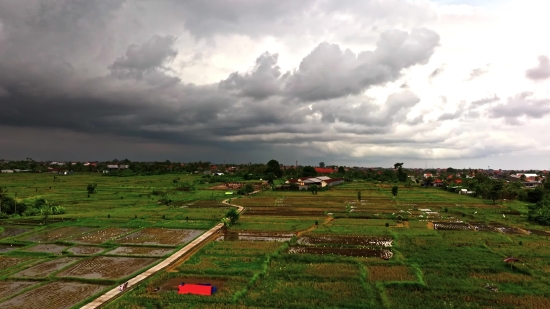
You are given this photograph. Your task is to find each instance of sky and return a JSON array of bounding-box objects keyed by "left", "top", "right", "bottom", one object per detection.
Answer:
[{"left": 0, "top": 0, "right": 549, "bottom": 169}]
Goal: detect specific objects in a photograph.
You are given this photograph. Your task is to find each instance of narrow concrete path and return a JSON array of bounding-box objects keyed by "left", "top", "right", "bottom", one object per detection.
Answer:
[{"left": 81, "top": 201, "right": 245, "bottom": 308}]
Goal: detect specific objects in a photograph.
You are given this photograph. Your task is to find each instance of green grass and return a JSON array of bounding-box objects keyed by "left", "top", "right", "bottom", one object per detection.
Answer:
[{"left": 2, "top": 174, "right": 550, "bottom": 308}]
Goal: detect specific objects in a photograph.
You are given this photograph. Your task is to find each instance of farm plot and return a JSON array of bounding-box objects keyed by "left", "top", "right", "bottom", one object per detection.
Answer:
[
  {"left": 67, "top": 246, "right": 105, "bottom": 255},
  {"left": 244, "top": 207, "right": 329, "bottom": 216},
  {"left": 57, "top": 256, "right": 159, "bottom": 279},
  {"left": 0, "top": 244, "right": 24, "bottom": 253},
  {"left": 297, "top": 235, "right": 393, "bottom": 247},
  {"left": 115, "top": 228, "right": 204, "bottom": 245},
  {"left": 151, "top": 277, "right": 226, "bottom": 292},
  {"left": 433, "top": 222, "right": 473, "bottom": 231},
  {"left": 0, "top": 257, "right": 35, "bottom": 272},
  {"left": 216, "top": 231, "right": 294, "bottom": 242},
  {"left": 23, "top": 244, "right": 68, "bottom": 255},
  {"left": 367, "top": 265, "right": 416, "bottom": 282},
  {"left": 23, "top": 226, "right": 96, "bottom": 242},
  {"left": 0, "top": 281, "right": 107, "bottom": 309},
  {"left": 0, "top": 227, "right": 33, "bottom": 239},
  {"left": 106, "top": 246, "right": 175, "bottom": 257},
  {"left": 0, "top": 281, "right": 39, "bottom": 300},
  {"left": 10, "top": 257, "right": 81, "bottom": 278},
  {"left": 70, "top": 227, "right": 134, "bottom": 244},
  {"left": 287, "top": 246, "right": 393, "bottom": 259}
]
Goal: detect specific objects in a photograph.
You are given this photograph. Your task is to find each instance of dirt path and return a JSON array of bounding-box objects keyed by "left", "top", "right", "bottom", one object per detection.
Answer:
[
  {"left": 296, "top": 216, "right": 333, "bottom": 237},
  {"left": 81, "top": 195, "right": 248, "bottom": 309}
]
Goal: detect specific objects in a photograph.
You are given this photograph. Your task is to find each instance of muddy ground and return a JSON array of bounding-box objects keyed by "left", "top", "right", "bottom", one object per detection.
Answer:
[
  {"left": 67, "top": 246, "right": 105, "bottom": 255},
  {"left": 116, "top": 228, "right": 204, "bottom": 245},
  {"left": 0, "top": 281, "right": 106, "bottom": 309},
  {"left": 0, "top": 244, "right": 24, "bottom": 254},
  {"left": 11, "top": 257, "right": 81, "bottom": 278},
  {"left": 0, "top": 257, "right": 35, "bottom": 272},
  {"left": 216, "top": 231, "right": 294, "bottom": 242},
  {"left": 57, "top": 256, "right": 159, "bottom": 279},
  {"left": 70, "top": 228, "right": 134, "bottom": 244},
  {"left": 24, "top": 227, "right": 96, "bottom": 242},
  {"left": 0, "top": 227, "right": 32, "bottom": 240},
  {"left": 107, "top": 246, "right": 175, "bottom": 257},
  {"left": 297, "top": 235, "right": 393, "bottom": 247},
  {"left": 0, "top": 281, "right": 38, "bottom": 300},
  {"left": 23, "top": 244, "right": 68, "bottom": 255},
  {"left": 287, "top": 246, "right": 393, "bottom": 258}
]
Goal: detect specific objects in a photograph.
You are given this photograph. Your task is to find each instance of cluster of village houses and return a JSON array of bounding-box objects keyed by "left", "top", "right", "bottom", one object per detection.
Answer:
[{"left": 282, "top": 176, "right": 345, "bottom": 190}]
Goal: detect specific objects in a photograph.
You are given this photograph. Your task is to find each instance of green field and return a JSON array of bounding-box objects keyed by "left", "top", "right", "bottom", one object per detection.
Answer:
[{"left": 2, "top": 174, "right": 550, "bottom": 308}]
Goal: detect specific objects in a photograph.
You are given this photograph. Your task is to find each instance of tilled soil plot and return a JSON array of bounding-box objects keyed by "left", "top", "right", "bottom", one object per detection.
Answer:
[
  {"left": 67, "top": 246, "right": 105, "bottom": 255},
  {"left": 23, "top": 244, "right": 68, "bottom": 255},
  {"left": 492, "top": 225, "right": 527, "bottom": 234},
  {"left": 433, "top": 222, "right": 473, "bottom": 231},
  {"left": 297, "top": 235, "right": 393, "bottom": 247},
  {"left": 23, "top": 227, "right": 96, "bottom": 242},
  {"left": 57, "top": 256, "right": 159, "bottom": 279},
  {"left": 470, "top": 223, "right": 498, "bottom": 232},
  {"left": 245, "top": 208, "right": 328, "bottom": 216},
  {"left": 0, "top": 257, "right": 35, "bottom": 272},
  {"left": 0, "top": 227, "right": 33, "bottom": 240},
  {"left": 70, "top": 228, "right": 134, "bottom": 244},
  {"left": 0, "top": 281, "right": 107, "bottom": 309},
  {"left": 106, "top": 246, "right": 175, "bottom": 256},
  {"left": 10, "top": 257, "right": 81, "bottom": 278},
  {"left": 216, "top": 231, "right": 294, "bottom": 242},
  {"left": 288, "top": 246, "right": 393, "bottom": 258},
  {"left": 0, "top": 244, "right": 24, "bottom": 253},
  {"left": 115, "top": 228, "right": 204, "bottom": 245},
  {"left": 0, "top": 281, "right": 39, "bottom": 300}
]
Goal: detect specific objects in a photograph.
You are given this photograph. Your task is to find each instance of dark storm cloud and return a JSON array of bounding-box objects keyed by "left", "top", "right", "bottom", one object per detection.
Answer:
[
  {"left": 490, "top": 92, "right": 550, "bottom": 125},
  {"left": 223, "top": 29, "right": 440, "bottom": 102},
  {"left": 0, "top": 0, "right": 445, "bottom": 162},
  {"left": 109, "top": 35, "right": 179, "bottom": 81},
  {"left": 526, "top": 55, "right": 550, "bottom": 81}
]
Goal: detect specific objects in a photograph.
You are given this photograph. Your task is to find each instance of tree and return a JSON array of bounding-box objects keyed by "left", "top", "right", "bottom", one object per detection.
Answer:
[
  {"left": 302, "top": 166, "right": 317, "bottom": 177},
  {"left": 488, "top": 181, "right": 504, "bottom": 204},
  {"left": 265, "top": 159, "right": 283, "bottom": 178},
  {"left": 225, "top": 208, "right": 240, "bottom": 225},
  {"left": 310, "top": 184, "right": 318, "bottom": 195},
  {"left": 392, "top": 186, "right": 398, "bottom": 197},
  {"left": 397, "top": 166, "right": 408, "bottom": 182},
  {"left": 319, "top": 162, "right": 325, "bottom": 168},
  {"left": 337, "top": 166, "right": 345, "bottom": 174},
  {"left": 520, "top": 174, "right": 526, "bottom": 181},
  {"left": 87, "top": 183, "right": 97, "bottom": 194},
  {"left": 394, "top": 163, "right": 404, "bottom": 169},
  {"left": 528, "top": 197, "right": 550, "bottom": 226}
]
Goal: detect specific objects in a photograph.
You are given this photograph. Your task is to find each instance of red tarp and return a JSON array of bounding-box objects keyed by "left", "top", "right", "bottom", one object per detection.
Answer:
[{"left": 178, "top": 284, "right": 212, "bottom": 296}]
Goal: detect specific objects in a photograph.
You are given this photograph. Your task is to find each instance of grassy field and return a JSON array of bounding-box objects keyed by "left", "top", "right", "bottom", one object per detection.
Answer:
[{"left": 2, "top": 174, "right": 550, "bottom": 308}]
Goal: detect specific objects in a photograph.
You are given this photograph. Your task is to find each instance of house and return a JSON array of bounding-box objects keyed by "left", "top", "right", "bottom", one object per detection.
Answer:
[
  {"left": 107, "top": 165, "right": 119, "bottom": 170},
  {"left": 325, "top": 178, "right": 345, "bottom": 186},
  {"left": 314, "top": 167, "right": 336, "bottom": 174},
  {"left": 1, "top": 169, "right": 14, "bottom": 173},
  {"left": 433, "top": 179, "right": 443, "bottom": 187},
  {"left": 119, "top": 165, "right": 129, "bottom": 169}
]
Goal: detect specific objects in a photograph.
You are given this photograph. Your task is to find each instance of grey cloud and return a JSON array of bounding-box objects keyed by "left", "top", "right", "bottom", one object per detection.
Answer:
[
  {"left": 490, "top": 92, "right": 550, "bottom": 125},
  {"left": 284, "top": 28, "right": 439, "bottom": 101},
  {"left": 429, "top": 65, "right": 444, "bottom": 79},
  {"left": 471, "top": 94, "right": 499, "bottom": 106},
  {"left": 219, "top": 52, "right": 282, "bottom": 99},
  {"left": 437, "top": 111, "right": 461, "bottom": 121},
  {"left": 526, "top": 55, "right": 550, "bottom": 81},
  {"left": 109, "top": 35, "right": 179, "bottom": 81},
  {"left": 467, "top": 64, "right": 490, "bottom": 80}
]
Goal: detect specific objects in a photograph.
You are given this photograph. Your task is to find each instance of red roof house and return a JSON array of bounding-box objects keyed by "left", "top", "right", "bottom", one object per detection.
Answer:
[{"left": 314, "top": 167, "right": 335, "bottom": 174}]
